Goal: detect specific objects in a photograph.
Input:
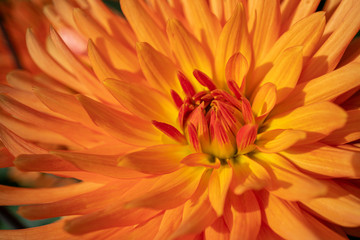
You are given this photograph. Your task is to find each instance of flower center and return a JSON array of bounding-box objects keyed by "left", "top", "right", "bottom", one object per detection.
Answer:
[{"left": 154, "top": 70, "right": 258, "bottom": 165}]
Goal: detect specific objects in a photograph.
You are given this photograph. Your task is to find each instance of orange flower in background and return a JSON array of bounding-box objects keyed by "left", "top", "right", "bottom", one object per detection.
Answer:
[{"left": 1, "top": 0, "right": 360, "bottom": 239}]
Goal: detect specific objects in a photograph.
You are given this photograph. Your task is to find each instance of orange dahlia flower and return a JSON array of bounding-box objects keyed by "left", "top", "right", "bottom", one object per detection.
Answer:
[{"left": 1, "top": 0, "right": 360, "bottom": 239}]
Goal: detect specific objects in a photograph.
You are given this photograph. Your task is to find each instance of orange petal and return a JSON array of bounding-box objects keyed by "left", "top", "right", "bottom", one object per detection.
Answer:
[
  {"left": 181, "top": 152, "right": 221, "bottom": 169},
  {"left": 257, "top": 46, "right": 303, "bottom": 103},
  {"left": 87, "top": 39, "right": 135, "bottom": 82},
  {"left": 208, "top": 167, "right": 233, "bottom": 216},
  {"left": 0, "top": 124, "right": 46, "bottom": 157},
  {"left": 0, "top": 182, "right": 101, "bottom": 205},
  {"left": 73, "top": 8, "right": 139, "bottom": 72},
  {"left": 48, "top": 26, "right": 116, "bottom": 103},
  {"left": 256, "top": 223, "right": 283, "bottom": 240},
  {"left": 53, "top": 151, "right": 150, "bottom": 179},
  {"left": 251, "top": 82, "right": 277, "bottom": 123},
  {"left": 167, "top": 18, "right": 213, "bottom": 87},
  {"left": 215, "top": 3, "right": 252, "bottom": 85},
  {"left": 77, "top": 95, "right": 161, "bottom": 146},
  {"left": 255, "top": 153, "right": 328, "bottom": 201},
  {"left": 236, "top": 124, "right": 257, "bottom": 153},
  {"left": 154, "top": 206, "right": 184, "bottom": 240},
  {"left": 25, "top": 29, "right": 83, "bottom": 93},
  {"left": 273, "top": 62, "right": 360, "bottom": 114},
  {"left": 302, "top": 210, "right": 349, "bottom": 240},
  {"left": 0, "top": 220, "right": 78, "bottom": 240},
  {"left": 283, "top": 0, "right": 321, "bottom": 31},
  {"left": 229, "top": 155, "right": 271, "bottom": 195},
  {"left": 323, "top": 108, "right": 360, "bottom": 145},
  {"left": 118, "top": 144, "right": 190, "bottom": 174},
  {"left": 301, "top": 180, "right": 360, "bottom": 227},
  {"left": 281, "top": 143, "right": 360, "bottom": 178},
  {"left": 258, "top": 191, "right": 327, "bottom": 239},
  {"left": 14, "top": 154, "right": 78, "bottom": 172},
  {"left": 224, "top": 191, "right": 261, "bottom": 240},
  {"left": 103, "top": 78, "right": 177, "bottom": 123},
  {"left": 17, "top": 180, "right": 138, "bottom": 219},
  {"left": 248, "top": 0, "right": 281, "bottom": 60},
  {"left": 0, "top": 95, "right": 107, "bottom": 148},
  {"left": 171, "top": 192, "right": 217, "bottom": 239},
  {"left": 120, "top": 0, "right": 170, "bottom": 56},
  {"left": 117, "top": 214, "right": 163, "bottom": 240},
  {"left": 181, "top": 0, "right": 221, "bottom": 53},
  {"left": 225, "top": 52, "right": 249, "bottom": 91},
  {"left": 256, "top": 129, "right": 306, "bottom": 153},
  {"left": 33, "top": 87, "right": 96, "bottom": 128},
  {"left": 204, "top": 217, "right": 230, "bottom": 240},
  {"left": 259, "top": 11, "right": 325, "bottom": 66},
  {"left": 0, "top": 147, "right": 13, "bottom": 168},
  {"left": 65, "top": 205, "right": 160, "bottom": 235},
  {"left": 125, "top": 167, "right": 204, "bottom": 210},
  {"left": 136, "top": 42, "right": 180, "bottom": 93},
  {"left": 300, "top": 0, "right": 360, "bottom": 81},
  {"left": 266, "top": 101, "right": 347, "bottom": 144}
]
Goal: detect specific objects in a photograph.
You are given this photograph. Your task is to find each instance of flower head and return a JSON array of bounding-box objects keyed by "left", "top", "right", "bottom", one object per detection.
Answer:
[{"left": 1, "top": 0, "right": 360, "bottom": 239}]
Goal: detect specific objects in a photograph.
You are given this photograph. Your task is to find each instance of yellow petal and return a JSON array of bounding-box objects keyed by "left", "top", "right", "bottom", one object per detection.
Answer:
[
  {"left": 125, "top": 167, "right": 204, "bottom": 209},
  {"left": 182, "top": 0, "right": 221, "bottom": 53},
  {"left": 120, "top": 0, "right": 170, "bottom": 56},
  {"left": 104, "top": 78, "right": 178, "bottom": 123},
  {"left": 300, "top": 0, "right": 360, "bottom": 81},
  {"left": 118, "top": 144, "right": 190, "bottom": 174},
  {"left": 136, "top": 42, "right": 180, "bottom": 93},
  {"left": 215, "top": 3, "right": 252, "bottom": 85},
  {"left": 77, "top": 95, "right": 160, "bottom": 146},
  {"left": 257, "top": 46, "right": 303, "bottom": 103},
  {"left": 266, "top": 101, "right": 347, "bottom": 144},
  {"left": 251, "top": 82, "right": 277, "bottom": 122},
  {"left": 248, "top": 0, "right": 281, "bottom": 60},
  {"left": 224, "top": 191, "right": 261, "bottom": 240},
  {"left": 302, "top": 180, "right": 360, "bottom": 227},
  {"left": 208, "top": 166, "right": 233, "bottom": 216},
  {"left": 255, "top": 153, "right": 328, "bottom": 201},
  {"left": 225, "top": 52, "right": 249, "bottom": 90},
  {"left": 323, "top": 108, "right": 360, "bottom": 145},
  {"left": 167, "top": 18, "right": 213, "bottom": 87},
  {"left": 230, "top": 155, "right": 271, "bottom": 195},
  {"left": 282, "top": 0, "right": 321, "bottom": 31},
  {"left": 259, "top": 11, "right": 325, "bottom": 66},
  {"left": 87, "top": 39, "right": 136, "bottom": 82},
  {"left": 256, "top": 129, "right": 307, "bottom": 153},
  {"left": 281, "top": 143, "right": 360, "bottom": 178},
  {"left": 258, "top": 191, "right": 327, "bottom": 240},
  {"left": 181, "top": 152, "right": 221, "bottom": 169},
  {"left": 273, "top": 62, "right": 360, "bottom": 114}
]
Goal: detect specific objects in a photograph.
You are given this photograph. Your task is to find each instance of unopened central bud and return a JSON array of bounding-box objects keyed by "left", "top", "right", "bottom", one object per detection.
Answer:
[{"left": 176, "top": 71, "right": 257, "bottom": 160}]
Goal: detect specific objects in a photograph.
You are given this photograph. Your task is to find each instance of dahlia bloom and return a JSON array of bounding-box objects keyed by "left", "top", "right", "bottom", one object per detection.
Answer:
[{"left": 1, "top": 0, "right": 360, "bottom": 239}]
